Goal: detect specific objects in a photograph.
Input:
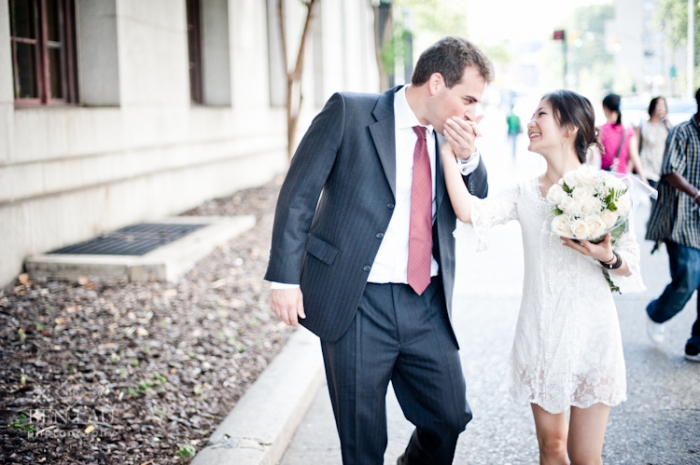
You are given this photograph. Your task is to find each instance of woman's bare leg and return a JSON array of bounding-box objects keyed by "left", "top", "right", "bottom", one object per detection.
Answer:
[
  {"left": 567, "top": 403, "right": 610, "bottom": 465},
  {"left": 531, "top": 403, "right": 569, "bottom": 465}
]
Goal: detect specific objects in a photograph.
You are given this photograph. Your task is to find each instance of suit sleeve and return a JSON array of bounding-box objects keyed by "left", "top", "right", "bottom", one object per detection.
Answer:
[
  {"left": 264, "top": 93, "right": 346, "bottom": 285},
  {"left": 464, "top": 155, "right": 488, "bottom": 199}
]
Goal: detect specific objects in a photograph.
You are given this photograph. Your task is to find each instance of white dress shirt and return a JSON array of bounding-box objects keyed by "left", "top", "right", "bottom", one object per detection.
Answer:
[{"left": 270, "top": 87, "right": 480, "bottom": 289}]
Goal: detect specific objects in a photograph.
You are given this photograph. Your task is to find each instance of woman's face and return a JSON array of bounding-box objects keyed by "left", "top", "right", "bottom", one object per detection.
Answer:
[
  {"left": 653, "top": 99, "right": 667, "bottom": 118},
  {"left": 527, "top": 99, "right": 566, "bottom": 155},
  {"left": 602, "top": 106, "right": 614, "bottom": 120}
]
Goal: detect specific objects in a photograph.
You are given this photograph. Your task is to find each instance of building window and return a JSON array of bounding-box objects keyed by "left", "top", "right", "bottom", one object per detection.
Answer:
[
  {"left": 10, "top": 0, "right": 78, "bottom": 106},
  {"left": 186, "top": 0, "right": 203, "bottom": 104}
]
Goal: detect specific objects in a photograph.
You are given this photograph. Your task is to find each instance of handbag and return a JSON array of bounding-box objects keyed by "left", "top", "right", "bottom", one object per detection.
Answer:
[{"left": 605, "top": 127, "right": 626, "bottom": 172}]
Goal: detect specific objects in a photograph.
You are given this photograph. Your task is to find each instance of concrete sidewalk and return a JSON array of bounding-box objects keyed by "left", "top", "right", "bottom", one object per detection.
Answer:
[{"left": 280, "top": 146, "right": 700, "bottom": 464}]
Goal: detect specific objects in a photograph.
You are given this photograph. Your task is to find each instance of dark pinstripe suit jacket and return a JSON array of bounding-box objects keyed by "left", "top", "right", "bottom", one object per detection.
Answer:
[{"left": 265, "top": 86, "right": 488, "bottom": 343}]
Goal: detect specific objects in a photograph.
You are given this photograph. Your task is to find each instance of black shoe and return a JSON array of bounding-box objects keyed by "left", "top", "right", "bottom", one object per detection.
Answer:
[
  {"left": 685, "top": 340, "right": 700, "bottom": 362},
  {"left": 396, "top": 452, "right": 407, "bottom": 465}
]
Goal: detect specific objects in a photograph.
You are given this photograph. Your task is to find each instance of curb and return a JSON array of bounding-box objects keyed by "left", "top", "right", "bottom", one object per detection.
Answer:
[{"left": 191, "top": 328, "right": 324, "bottom": 465}]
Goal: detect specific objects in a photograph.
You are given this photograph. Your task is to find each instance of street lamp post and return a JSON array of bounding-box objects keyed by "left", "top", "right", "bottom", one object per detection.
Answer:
[
  {"left": 553, "top": 30, "right": 567, "bottom": 88},
  {"left": 688, "top": 0, "right": 696, "bottom": 99}
]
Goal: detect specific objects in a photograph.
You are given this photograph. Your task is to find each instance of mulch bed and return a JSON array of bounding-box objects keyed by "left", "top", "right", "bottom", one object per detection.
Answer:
[{"left": 0, "top": 177, "right": 293, "bottom": 465}]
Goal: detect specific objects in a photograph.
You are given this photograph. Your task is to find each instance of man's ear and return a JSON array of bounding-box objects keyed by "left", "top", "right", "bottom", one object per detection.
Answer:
[{"left": 428, "top": 73, "right": 444, "bottom": 96}]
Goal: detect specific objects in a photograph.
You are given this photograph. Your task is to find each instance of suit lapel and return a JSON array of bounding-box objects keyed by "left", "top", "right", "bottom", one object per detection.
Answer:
[{"left": 369, "top": 87, "right": 399, "bottom": 198}]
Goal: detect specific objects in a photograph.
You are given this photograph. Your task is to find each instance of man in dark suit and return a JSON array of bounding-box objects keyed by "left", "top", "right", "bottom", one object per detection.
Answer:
[{"left": 265, "top": 37, "right": 492, "bottom": 464}]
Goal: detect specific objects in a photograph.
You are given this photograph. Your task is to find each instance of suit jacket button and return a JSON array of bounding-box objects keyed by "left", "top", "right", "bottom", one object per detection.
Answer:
[
  {"left": 376, "top": 233, "right": 384, "bottom": 239},
  {"left": 387, "top": 203, "right": 395, "bottom": 209},
  {"left": 363, "top": 265, "right": 371, "bottom": 272}
]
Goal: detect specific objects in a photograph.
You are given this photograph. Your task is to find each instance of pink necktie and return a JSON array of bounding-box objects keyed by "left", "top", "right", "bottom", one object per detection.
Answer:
[{"left": 408, "top": 126, "right": 432, "bottom": 295}]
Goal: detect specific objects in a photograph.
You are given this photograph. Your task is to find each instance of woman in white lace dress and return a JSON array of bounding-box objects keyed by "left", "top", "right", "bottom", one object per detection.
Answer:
[{"left": 441, "top": 90, "right": 645, "bottom": 464}]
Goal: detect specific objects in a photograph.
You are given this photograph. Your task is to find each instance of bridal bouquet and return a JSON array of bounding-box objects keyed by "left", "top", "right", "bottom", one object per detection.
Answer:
[
  {"left": 546, "top": 165, "right": 631, "bottom": 291},
  {"left": 547, "top": 165, "right": 630, "bottom": 243}
]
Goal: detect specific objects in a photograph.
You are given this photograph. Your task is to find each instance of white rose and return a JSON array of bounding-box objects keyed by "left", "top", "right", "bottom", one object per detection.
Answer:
[
  {"left": 580, "top": 196, "right": 603, "bottom": 215},
  {"left": 572, "top": 185, "right": 594, "bottom": 202},
  {"left": 600, "top": 209, "right": 619, "bottom": 228},
  {"left": 606, "top": 176, "right": 626, "bottom": 193},
  {"left": 576, "top": 165, "right": 599, "bottom": 186},
  {"left": 563, "top": 170, "right": 579, "bottom": 189},
  {"left": 546, "top": 184, "right": 567, "bottom": 205},
  {"left": 551, "top": 214, "right": 573, "bottom": 237},
  {"left": 585, "top": 214, "right": 608, "bottom": 240},
  {"left": 571, "top": 219, "right": 590, "bottom": 239},
  {"left": 560, "top": 195, "right": 578, "bottom": 214},
  {"left": 615, "top": 193, "right": 631, "bottom": 216}
]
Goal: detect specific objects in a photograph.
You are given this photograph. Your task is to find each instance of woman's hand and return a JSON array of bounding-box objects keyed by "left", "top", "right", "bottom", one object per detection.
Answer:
[
  {"left": 561, "top": 233, "right": 614, "bottom": 263},
  {"left": 561, "top": 233, "right": 632, "bottom": 276},
  {"left": 444, "top": 116, "right": 483, "bottom": 161}
]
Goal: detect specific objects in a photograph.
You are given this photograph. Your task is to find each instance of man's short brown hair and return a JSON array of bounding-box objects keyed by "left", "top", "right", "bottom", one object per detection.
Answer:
[{"left": 411, "top": 36, "right": 493, "bottom": 88}]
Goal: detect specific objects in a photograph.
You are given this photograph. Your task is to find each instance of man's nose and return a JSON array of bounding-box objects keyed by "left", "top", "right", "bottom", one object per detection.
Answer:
[{"left": 463, "top": 108, "right": 476, "bottom": 121}]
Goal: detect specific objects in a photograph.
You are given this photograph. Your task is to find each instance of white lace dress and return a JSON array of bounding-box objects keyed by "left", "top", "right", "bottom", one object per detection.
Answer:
[{"left": 455, "top": 177, "right": 645, "bottom": 414}]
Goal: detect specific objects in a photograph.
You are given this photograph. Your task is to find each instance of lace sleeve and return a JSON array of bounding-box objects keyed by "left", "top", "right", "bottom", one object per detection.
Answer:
[
  {"left": 610, "top": 209, "right": 646, "bottom": 293},
  {"left": 453, "top": 184, "right": 520, "bottom": 251}
]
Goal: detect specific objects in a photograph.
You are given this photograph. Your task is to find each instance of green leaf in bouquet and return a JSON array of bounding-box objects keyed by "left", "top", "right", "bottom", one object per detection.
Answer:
[
  {"left": 562, "top": 182, "right": 572, "bottom": 194},
  {"left": 609, "top": 218, "right": 629, "bottom": 246},
  {"left": 552, "top": 207, "right": 564, "bottom": 216},
  {"left": 603, "top": 269, "right": 621, "bottom": 293},
  {"left": 608, "top": 202, "right": 618, "bottom": 212},
  {"left": 605, "top": 188, "right": 615, "bottom": 205}
]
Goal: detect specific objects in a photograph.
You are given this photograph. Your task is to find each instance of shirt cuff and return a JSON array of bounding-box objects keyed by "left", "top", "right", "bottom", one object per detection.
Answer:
[
  {"left": 269, "top": 281, "right": 300, "bottom": 290},
  {"left": 457, "top": 151, "right": 481, "bottom": 176}
]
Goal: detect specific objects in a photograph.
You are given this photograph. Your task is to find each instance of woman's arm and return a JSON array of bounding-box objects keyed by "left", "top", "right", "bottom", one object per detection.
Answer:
[
  {"left": 627, "top": 134, "right": 650, "bottom": 185},
  {"left": 440, "top": 142, "right": 473, "bottom": 223}
]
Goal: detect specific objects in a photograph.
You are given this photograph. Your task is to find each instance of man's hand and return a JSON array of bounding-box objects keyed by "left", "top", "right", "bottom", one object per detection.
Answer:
[
  {"left": 443, "top": 115, "right": 484, "bottom": 160},
  {"left": 270, "top": 288, "right": 306, "bottom": 327}
]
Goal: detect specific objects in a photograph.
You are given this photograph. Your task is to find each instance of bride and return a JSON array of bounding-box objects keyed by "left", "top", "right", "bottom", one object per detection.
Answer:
[{"left": 441, "top": 90, "right": 645, "bottom": 464}]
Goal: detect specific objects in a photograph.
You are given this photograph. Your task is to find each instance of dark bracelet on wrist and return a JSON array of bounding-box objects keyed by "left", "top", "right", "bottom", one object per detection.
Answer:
[{"left": 599, "top": 251, "right": 623, "bottom": 270}]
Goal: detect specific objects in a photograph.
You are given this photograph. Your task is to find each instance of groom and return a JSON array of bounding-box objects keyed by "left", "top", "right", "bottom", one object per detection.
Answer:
[{"left": 265, "top": 37, "right": 492, "bottom": 464}]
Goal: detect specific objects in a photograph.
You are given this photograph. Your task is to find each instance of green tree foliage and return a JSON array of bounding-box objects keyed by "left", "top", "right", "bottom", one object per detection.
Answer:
[
  {"left": 391, "top": 0, "right": 469, "bottom": 72},
  {"left": 655, "top": 0, "right": 700, "bottom": 86},
  {"left": 561, "top": 3, "right": 616, "bottom": 94},
  {"left": 655, "top": 0, "right": 700, "bottom": 49},
  {"left": 395, "top": 0, "right": 468, "bottom": 38}
]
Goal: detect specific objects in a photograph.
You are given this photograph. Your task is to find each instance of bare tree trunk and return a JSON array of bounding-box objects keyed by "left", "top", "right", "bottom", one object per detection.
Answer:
[
  {"left": 278, "top": 0, "right": 318, "bottom": 160},
  {"left": 371, "top": 1, "right": 393, "bottom": 91}
]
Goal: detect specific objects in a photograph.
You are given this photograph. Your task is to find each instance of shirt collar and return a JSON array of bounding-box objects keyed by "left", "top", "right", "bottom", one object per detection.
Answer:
[{"left": 395, "top": 86, "right": 434, "bottom": 136}]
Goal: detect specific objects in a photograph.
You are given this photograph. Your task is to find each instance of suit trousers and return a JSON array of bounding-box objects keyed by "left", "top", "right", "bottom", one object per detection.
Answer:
[{"left": 320, "top": 276, "right": 472, "bottom": 465}]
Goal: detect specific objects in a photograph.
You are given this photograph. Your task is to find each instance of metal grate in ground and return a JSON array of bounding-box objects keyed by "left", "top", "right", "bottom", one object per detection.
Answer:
[{"left": 50, "top": 223, "right": 206, "bottom": 256}]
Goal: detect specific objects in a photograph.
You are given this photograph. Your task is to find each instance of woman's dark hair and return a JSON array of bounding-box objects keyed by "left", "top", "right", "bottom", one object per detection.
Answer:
[
  {"left": 541, "top": 90, "right": 601, "bottom": 164},
  {"left": 411, "top": 36, "right": 493, "bottom": 87},
  {"left": 602, "top": 93, "right": 622, "bottom": 125},
  {"left": 648, "top": 96, "right": 666, "bottom": 117}
]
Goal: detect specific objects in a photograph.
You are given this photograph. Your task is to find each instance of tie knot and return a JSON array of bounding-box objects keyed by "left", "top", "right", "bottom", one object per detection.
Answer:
[{"left": 413, "top": 126, "right": 427, "bottom": 140}]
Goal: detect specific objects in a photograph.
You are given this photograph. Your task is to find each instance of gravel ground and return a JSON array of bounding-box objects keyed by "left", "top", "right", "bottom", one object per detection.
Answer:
[{"left": 0, "top": 177, "right": 291, "bottom": 465}]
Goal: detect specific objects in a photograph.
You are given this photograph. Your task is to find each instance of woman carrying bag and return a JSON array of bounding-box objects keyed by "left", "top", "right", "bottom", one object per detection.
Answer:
[
  {"left": 598, "top": 94, "right": 649, "bottom": 185},
  {"left": 637, "top": 96, "right": 673, "bottom": 189}
]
